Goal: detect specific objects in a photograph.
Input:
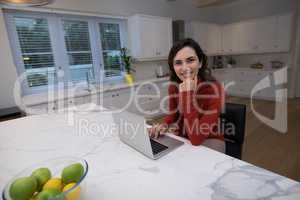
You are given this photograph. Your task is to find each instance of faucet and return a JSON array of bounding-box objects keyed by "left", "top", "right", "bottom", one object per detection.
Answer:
[{"left": 86, "top": 71, "right": 91, "bottom": 92}]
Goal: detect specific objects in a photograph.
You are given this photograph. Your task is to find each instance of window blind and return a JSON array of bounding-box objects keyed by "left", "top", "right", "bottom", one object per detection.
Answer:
[
  {"left": 99, "top": 23, "right": 122, "bottom": 77},
  {"left": 62, "top": 19, "right": 95, "bottom": 82},
  {"left": 14, "top": 17, "right": 56, "bottom": 87}
]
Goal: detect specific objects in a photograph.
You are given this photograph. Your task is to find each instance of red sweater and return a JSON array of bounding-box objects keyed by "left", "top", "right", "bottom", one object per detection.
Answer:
[{"left": 164, "top": 79, "right": 225, "bottom": 146}]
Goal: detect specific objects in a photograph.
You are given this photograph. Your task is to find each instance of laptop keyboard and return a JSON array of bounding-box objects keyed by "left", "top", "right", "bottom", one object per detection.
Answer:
[{"left": 150, "top": 139, "right": 168, "bottom": 155}]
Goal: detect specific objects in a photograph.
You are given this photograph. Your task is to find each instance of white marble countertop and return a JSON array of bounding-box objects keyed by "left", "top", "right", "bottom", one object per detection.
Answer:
[
  {"left": 22, "top": 77, "right": 169, "bottom": 106},
  {"left": 0, "top": 106, "right": 299, "bottom": 200}
]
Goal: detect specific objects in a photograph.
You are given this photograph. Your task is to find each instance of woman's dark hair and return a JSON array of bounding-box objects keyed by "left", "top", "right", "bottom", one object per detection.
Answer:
[{"left": 168, "top": 38, "right": 215, "bottom": 83}]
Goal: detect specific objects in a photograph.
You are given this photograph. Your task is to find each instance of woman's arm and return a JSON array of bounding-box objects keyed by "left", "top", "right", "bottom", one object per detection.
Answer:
[
  {"left": 180, "top": 83, "right": 224, "bottom": 145},
  {"left": 164, "top": 84, "right": 179, "bottom": 125}
]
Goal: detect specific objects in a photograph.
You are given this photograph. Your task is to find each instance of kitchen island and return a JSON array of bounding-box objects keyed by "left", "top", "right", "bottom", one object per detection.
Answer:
[{"left": 0, "top": 106, "right": 299, "bottom": 200}]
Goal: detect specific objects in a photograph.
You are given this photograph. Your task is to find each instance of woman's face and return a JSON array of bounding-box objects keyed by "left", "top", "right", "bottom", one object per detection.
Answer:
[{"left": 173, "top": 46, "right": 201, "bottom": 82}]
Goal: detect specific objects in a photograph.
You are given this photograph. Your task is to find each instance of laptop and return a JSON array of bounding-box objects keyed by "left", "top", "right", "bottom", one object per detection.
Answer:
[{"left": 112, "top": 110, "right": 184, "bottom": 160}]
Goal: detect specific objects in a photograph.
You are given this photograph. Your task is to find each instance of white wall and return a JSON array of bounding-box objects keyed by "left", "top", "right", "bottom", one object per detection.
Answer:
[
  {"left": 215, "top": 0, "right": 300, "bottom": 24},
  {"left": 0, "top": 9, "right": 18, "bottom": 109}
]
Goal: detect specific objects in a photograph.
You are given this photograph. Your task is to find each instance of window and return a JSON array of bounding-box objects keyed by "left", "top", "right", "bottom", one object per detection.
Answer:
[
  {"left": 62, "top": 19, "right": 95, "bottom": 82},
  {"left": 14, "top": 16, "right": 56, "bottom": 87},
  {"left": 99, "top": 23, "right": 122, "bottom": 77},
  {"left": 5, "top": 11, "right": 126, "bottom": 94}
]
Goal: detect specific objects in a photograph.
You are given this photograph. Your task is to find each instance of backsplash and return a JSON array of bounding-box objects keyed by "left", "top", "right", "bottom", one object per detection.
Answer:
[
  {"left": 132, "top": 60, "right": 169, "bottom": 81},
  {"left": 134, "top": 52, "right": 290, "bottom": 81},
  {"left": 208, "top": 52, "right": 290, "bottom": 69}
]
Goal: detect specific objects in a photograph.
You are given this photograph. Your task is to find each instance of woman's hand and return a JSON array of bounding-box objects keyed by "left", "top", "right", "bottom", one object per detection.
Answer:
[
  {"left": 148, "top": 123, "right": 168, "bottom": 139},
  {"left": 179, "top": 78, "right": 197, "bottom": 92},
  {"left": 168, "top": 123, "right": 180, "bottom": 135}
]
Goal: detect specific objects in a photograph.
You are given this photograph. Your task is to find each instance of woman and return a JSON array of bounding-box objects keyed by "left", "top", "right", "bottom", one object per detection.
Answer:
[{"left": 149, "top": 38, "right": 225, "bottom": 153}]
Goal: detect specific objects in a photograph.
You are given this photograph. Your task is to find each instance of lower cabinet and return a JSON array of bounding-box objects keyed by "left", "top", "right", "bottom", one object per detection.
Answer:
[
  {"left": 101, "top": 81, "right": 169, "bottom": 117},
  {"left": 26, "top": 81, "right": 170, "bottom": 116},
  {"left": 213, "top": 68, "right": 278, "bottom": 100}
]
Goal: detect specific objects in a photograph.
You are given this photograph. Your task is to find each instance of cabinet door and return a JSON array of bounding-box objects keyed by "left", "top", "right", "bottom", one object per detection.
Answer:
[
  {"left": 129, "top": 15, "right": 172, "bottom": 60},
  {"left": 276, "top": 13, "right": 293, "bottom": 52},
  {"left": 154, "top": 18, "right": 172, "bottom": 58},
  {"left": 239, "top": 21, "right": 259, "bottom": 53},
  {"left": 191, "top": 22, "right": 209, "bottom": 54},
  {"left": 207, "top": 24, "right": 221, "bottom": 55},
  {"left": 26, "top": 103, "right": 48, "bottom": 115},
  {"left": 139, "top": 17, "right": 155, "bottom": 58},
  {"left": 256, "top": 17, "right": 277, "bottom": 52},
  {"left": 222, "top": 23, "right": 240, "bottom": 54}
]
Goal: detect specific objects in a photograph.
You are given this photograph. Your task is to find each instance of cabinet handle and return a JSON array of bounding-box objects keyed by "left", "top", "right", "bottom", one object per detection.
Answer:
[
  {"left": 116, "top": 93, "right": 119, "bottom": 97},
  {"left": 112, "top": 94, "right": 115, "bottom": 97}
]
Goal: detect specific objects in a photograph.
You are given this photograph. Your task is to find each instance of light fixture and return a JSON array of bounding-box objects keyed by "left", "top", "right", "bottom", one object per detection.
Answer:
[
  {"left": 192, "top": 0, "right": 238, "bottom": 7},
  {"left": 0, "top": 0, "right": 53, "bottom": 6}
]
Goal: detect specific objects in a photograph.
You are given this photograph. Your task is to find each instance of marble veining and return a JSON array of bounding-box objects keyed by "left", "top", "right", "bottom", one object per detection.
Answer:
[{"left": 0, "top": 107, "right": 299, "bottom": 200}]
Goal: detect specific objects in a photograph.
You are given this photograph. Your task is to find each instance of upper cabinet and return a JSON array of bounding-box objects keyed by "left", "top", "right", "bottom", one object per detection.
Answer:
[
  {"left": 188, "top": 13, "right": 293, "bottom": 56},
  {"left": 128, "top": 14, "right": 172, "bottom": 61},
  {"left": 222, "top": 23, "right": 240, "bottom": 54},
  {"left": 190, "top": 22, "right": 221, "bottom": 55},
  {"left": 239, "top": 16, "right": 277, "bottom": 53},
  {"left": 276, "top": 13, "right": 293, "bottom": 52}
]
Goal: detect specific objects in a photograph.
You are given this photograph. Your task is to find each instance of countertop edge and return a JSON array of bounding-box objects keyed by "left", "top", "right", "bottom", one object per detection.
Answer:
[{"left": 22, "top": 77, "right": 170, "bottom": 106}]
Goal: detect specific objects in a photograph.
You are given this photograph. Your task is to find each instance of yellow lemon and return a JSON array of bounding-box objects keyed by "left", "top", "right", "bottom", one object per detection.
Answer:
[
  {"left": 62, "top": 183, "right": 81, "bottom": 200},
  {"left": 43, "top": 178, "right": 62, "bottom": 191}
]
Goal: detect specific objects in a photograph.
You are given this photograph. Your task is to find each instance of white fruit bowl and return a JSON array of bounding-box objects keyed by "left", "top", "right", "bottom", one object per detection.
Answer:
[{"left": 2, "top": 157, "right": 88, "bottom": 200}]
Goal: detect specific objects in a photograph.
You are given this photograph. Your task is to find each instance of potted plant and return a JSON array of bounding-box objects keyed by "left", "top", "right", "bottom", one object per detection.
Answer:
[{"left": 120, "top": 47, "right": 135, "bottom": 85}]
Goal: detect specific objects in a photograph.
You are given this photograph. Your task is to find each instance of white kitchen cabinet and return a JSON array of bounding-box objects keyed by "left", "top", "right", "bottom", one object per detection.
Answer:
[
  {"left": 26, "top": 100, "right": 60, "bottom": 115},
  {"left": 255, "top": 17, "right": 277, "bottom": 53},
  {"left": 133, "top": 82, "right": 161, "bottom": 115},
  {"left": 212, "top": 68, "right": 278, "bottom": 100},
  {"left": 155, "top": 18, "right": 173, "bottom": 58},
  {"left": 26, "top": 103, "right": 48, "bottom": 115},
  {"left": 210, "top": 13, "right": 293, "bottom": 55},
  {"left": 222, "top": 19, "right": 275, "bottom": 54},
  {"left": 102, "top": 88, "right": 133, "bottom": 110},
  {"left": 275, "top": 13, "right": 293, "bottom": 52},
  {"left": 221, "top": 23, "right": 240, "bottom": 54},
  {"left": 239, "top": 21, "right": 259, "bottom": 53},
  {"left": 128, "top": 14, "right": 172, "bottom": 61},
  {"left": 237, "top": 14, "right": 291, "bottom": 54},
  {"left": 190, "top": 22, "right": 221, "bottom": 55}
]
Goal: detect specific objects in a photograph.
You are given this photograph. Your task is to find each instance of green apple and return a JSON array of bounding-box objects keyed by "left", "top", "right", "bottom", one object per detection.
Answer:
[
  {"left": 31, "top": 168, "right": 51, "bottom": 191},
  {"left": 36, "top": 189, "right": 62, "bottom": 200},
  {"left": 9, "top": 176, "right": 37, "bottom": 200},
  {"left": 61, "top": 163, "right": 84, "bottom": 184}
]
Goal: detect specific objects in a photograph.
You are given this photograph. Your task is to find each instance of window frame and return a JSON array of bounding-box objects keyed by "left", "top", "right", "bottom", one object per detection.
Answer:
[
  {"left": 96, "top": 17, "right": 127, "bottom": 83},
  {"left": 4, "top": 9, "right": 128, "bottom": 95}
]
